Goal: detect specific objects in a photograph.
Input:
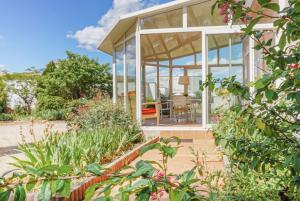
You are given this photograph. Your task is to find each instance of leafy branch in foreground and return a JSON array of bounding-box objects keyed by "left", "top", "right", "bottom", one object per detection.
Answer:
[
  {"left": 0, "top": 137, "right": 222, "bottom": 201},
  {"left": 203, "top": 0, "right": 300, "bottom": 199},
  {"left": 84, "top": 137, "right": 223, "bottom": 201}
]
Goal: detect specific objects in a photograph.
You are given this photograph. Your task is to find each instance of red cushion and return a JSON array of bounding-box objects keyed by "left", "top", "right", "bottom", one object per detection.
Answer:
[{"left": 142, "top": 108, "right": 156, "bottom": 114}]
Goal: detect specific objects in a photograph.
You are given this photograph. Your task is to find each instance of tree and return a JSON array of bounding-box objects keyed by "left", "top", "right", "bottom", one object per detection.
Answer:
[
  {"left": 37, "top": 51, "right": 112, "bottom": 111},
  {"left": 202, "top": 0, "right": 300, "bottom": 199},
  {"left": 0, "top": 78, "right": 7, "bottom": 113},
  {"left": 8, "top": 78, "right": 37, "bottom": 114}
]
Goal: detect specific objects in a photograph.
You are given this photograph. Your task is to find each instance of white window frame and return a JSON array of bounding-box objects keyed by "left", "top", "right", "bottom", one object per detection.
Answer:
[{"left": 112, "top": 4, "right": 275, "bottom": 130}]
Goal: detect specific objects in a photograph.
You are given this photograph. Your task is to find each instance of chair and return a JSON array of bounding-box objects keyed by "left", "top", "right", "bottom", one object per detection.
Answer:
[
  {"left": 142, "top": 102, "right": 160, "bottom": 125},
  {"left": 172, "top": 95, "right": 190, "bottom": 122},
  {"left": 128, "top": 91, "right": 136, "bottom": 121}
]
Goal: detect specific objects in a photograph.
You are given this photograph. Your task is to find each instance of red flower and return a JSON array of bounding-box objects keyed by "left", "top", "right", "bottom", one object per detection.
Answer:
[{"left": 288, "top": 63, "right": 299, "bottom": 69}]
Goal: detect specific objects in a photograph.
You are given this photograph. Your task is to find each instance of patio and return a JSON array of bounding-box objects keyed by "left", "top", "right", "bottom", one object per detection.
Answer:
[{"left": 134, "top": 130, "right": 224, "bottom": 174}]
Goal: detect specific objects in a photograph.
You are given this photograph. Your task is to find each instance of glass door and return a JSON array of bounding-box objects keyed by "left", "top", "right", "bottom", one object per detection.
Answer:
[{"left": 206, "top": 33, "right": 250, "bottom": 124}]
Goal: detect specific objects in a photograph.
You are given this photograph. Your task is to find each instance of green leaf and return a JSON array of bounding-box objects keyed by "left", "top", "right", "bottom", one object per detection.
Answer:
[
  {"left": 50, "top": 180, "right": 57, "bottom": 195},
  {"left": 137, "top": 188, "right": 151, "bottom": 201},
  {"left": 278, "top": 32, "right": 286, "bottom": 49},
  {"left": 244, "top": 16, "right": 263, "bottom": 34},
  {"left": 86, "top": 163, "right": 103, "bottom": 175},
  {"left": 140, "top": 143, "right": 161, "bottom": 156},
  {"left": 132, "top": 161, "right": 155, "bottom": 177},
  {"left": 294, "top": 154, "right": 300, "bottom": 172},
  {"left": 263, "top": 3, "right": 280, "bottom": 12},
  {"left": 169, "top": 188, "right": 187, "bottom": 201},
  {"left": 256, "top": 118, "right": 266, "bottom": 130},
  {"left": 265, "top": 89, "right": 277, "bottom": 101},
  {"left": 162, "top": 146, "right": 177, "bottom": 158},
  {"left": 37, "top": 181, "right": 52, "bottom": 201},
  {"left": 85, "top": 183, "right": 106, "bottom": 201},
  {"left": 14, "top": 185, "right": 26, "bottom": 201},
  {"left": 55, "top": 180, "right": 65, "bottom": 192},
  {"left": 0, "top": 190, "right": 11, "bottom": 201},
  {"left": 60, "top": 180, "right": 71, "bottom": 198},
  {"left": 295, "top": 2, "right": 300, "bottom": 12}
]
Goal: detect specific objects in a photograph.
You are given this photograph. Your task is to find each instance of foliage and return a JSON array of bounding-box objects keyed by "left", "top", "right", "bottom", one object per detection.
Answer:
[
  {"left": 36, "top": 51, "right": 112, "bottom": 112},
  {"left": 200, "top": 0, "right": 300, "bottom": 199},
  {"left": 34, "top": 109, "right": 64, "bottom": 121},
  {"left": 212, "top": 108, "right": 290, "bottom": 200},
  {"left": 7, "top": 79, "right": 37, "bottom": 114},
  {"left": 0, "top": 97, "right": 143, "bottom": 201},
  {"left": 0, "top": 113, "right": 14, "bottom": 121},
  {"left": 13, "top": 125, "right": 142, "bottom": 174},
  {"left": 84, "top": 137, "right": 222, "bottom": 201},
  {"left": 0, "top": 78, "right": 7, "bottom": 113},
  {"left": 67, "top": 96, "right": 134, "bottom": 131}
]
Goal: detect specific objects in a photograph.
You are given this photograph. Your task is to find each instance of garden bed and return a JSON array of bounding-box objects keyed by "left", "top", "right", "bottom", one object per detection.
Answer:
[{"left": 24, "top": 136, "right": 159, "bottom": 201}]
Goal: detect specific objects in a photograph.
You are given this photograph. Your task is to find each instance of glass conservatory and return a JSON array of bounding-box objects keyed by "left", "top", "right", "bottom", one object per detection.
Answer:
[{"left": 98, "top": 0, "right": 279, "bottom": 130}]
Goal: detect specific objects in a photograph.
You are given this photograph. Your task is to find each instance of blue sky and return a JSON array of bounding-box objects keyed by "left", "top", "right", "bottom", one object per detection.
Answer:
[{"left": 0, "top": 0, "right": 171, "bottom": 72}]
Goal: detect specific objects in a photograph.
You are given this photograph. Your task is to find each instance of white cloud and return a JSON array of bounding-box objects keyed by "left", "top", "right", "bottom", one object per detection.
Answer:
[
  {"left": 68, "top": 0, "right": 158, "bottom": 50},
  {"left": 0, "top": 64, "right": 6, "bottom": 72}
]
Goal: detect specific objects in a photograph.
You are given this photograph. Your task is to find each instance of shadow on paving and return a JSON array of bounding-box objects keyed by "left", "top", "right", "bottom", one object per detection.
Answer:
[{"left": 0, "top": 146, "right": 21, "bottom": 157}]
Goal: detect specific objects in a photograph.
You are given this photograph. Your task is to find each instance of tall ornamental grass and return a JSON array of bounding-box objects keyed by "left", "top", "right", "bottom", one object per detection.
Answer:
[{"left": 13, "top": 96, "right": 144, "bottom": 174}]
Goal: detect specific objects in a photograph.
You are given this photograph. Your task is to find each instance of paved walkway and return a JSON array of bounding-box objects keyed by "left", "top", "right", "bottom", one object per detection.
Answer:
[
  {"left": 0, "top": 121, "right": 67, "bottom": 176},
  {"left": 134, "top": 130, "right": 224, "bottom": 174}
]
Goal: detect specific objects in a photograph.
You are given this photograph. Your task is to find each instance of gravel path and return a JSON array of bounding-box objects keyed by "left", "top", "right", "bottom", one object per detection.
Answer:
[{"left": 0, "top": 121, "right": 67, "bottom": 176}]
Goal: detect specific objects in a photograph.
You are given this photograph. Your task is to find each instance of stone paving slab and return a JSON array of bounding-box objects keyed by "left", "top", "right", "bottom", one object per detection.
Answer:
[
  {"left": 0, "top": 121, "right": 67, "bottom": 176},
  {"left": 132, "top": 131, "right": 224, "bottom": 175}
]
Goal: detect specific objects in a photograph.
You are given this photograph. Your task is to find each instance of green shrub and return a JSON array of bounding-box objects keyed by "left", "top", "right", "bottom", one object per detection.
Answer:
[
  {"left": 36, "top": 95, "right": 67, "bottom": 111},
  {"left": 36, "top": 52, "right": 112, "bottom": 113},
  {"left": 67, "top": 96, "right": 135, "bottom": 131},
  {"left": 0, "top": 113, "right": 14, "bottom": 121},
  {"left": 34, "top": 109, "right": 64, "bottom": 121},
  {"left": 0, "top": 79, "right": 7, "bottom": 113}
]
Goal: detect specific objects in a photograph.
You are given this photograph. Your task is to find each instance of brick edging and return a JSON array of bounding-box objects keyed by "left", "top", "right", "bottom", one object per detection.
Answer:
[{"left": 48, "top": 136, "right": 159, "bottom": 201}]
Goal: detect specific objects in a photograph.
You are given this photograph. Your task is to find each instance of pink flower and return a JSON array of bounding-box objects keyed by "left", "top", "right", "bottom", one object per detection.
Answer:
[
  {"left": 153, "top": 170, "right": 164, "bottom": 181},
  {"left": 223, "top": 14, "right": 229, "bottom": 23},
  {"left": 150, "top": 189, "right": 165, "bottom": 200}
]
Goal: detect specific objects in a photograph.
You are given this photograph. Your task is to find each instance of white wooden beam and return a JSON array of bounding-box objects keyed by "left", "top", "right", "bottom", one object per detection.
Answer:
[
  {"left": 112, "top": 49, "right": 117, "bottom": 104},
  {"left": 136, "top": 20, "right": 142, "bottom": 124},
  {"left": 123, "top": 36, "right": 127, "bottom": 111},
  {"left": 249, "top": 37, "right": 255, "bottom": 94},
  {"left": 201, "top": 31, "right": 208, "bottom": 128}
]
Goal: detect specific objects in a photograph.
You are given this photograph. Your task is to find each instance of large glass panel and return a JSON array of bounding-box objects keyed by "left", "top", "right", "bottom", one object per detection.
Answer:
[
  {"left": 254, "top": 31, "right": 275, "bottom": 78},
  {"left": 188, "top": 1, "right": 226, "bottom": 27},
  {"left": 207, "top": 34, "right": 247, "bottom": 124},
  {"left": 126, "top": 37, "right": 136, "bottom": 120},
  {"left": 188, "top": 69, "right": 202, "bottom": 97},
  {"left": 159, "top": 66, "right": 170, "bottom": 99},
  {"left": 145, "top": 65, "right": 157, "bottom": 101},
  {"left": 141, "top": 9, "right": 183, "bottom": 29},
  {"left": 115, "top": 45, "right": 124, "bottom": 103},
  {"left": 172, "top": 68, "right": 184, "bottom": 95}
]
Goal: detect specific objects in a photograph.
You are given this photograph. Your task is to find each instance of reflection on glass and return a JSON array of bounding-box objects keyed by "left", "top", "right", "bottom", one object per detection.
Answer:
[
  {"left": 188, "top": 1, "right": 226, "bottom": 27},
  {"left": 207, "top": 34, "right": 247, "bottom": 124},
  {"left": 145, "top": 66, "right": 157, "bottom": 101},
  {"left": 254, "top": 32, "right": 275, "bottom": 77},
  {"left": 115, "top": 45, "right": 124, "bottom": 103},
  {"left": 159, "top": 67, "right": 170, "bottom": 98},
  {"left": 141, "top": 9, "right": 183, "bottom": 29},
  {"left": 172, "top": 68, "right": 184, "bottom": 95},
  {"left": 187, "top": 69, "right": 202, "bottom": 97},
  {"left": 126, "top": 37, "right": 136, "bottom": 120}
]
